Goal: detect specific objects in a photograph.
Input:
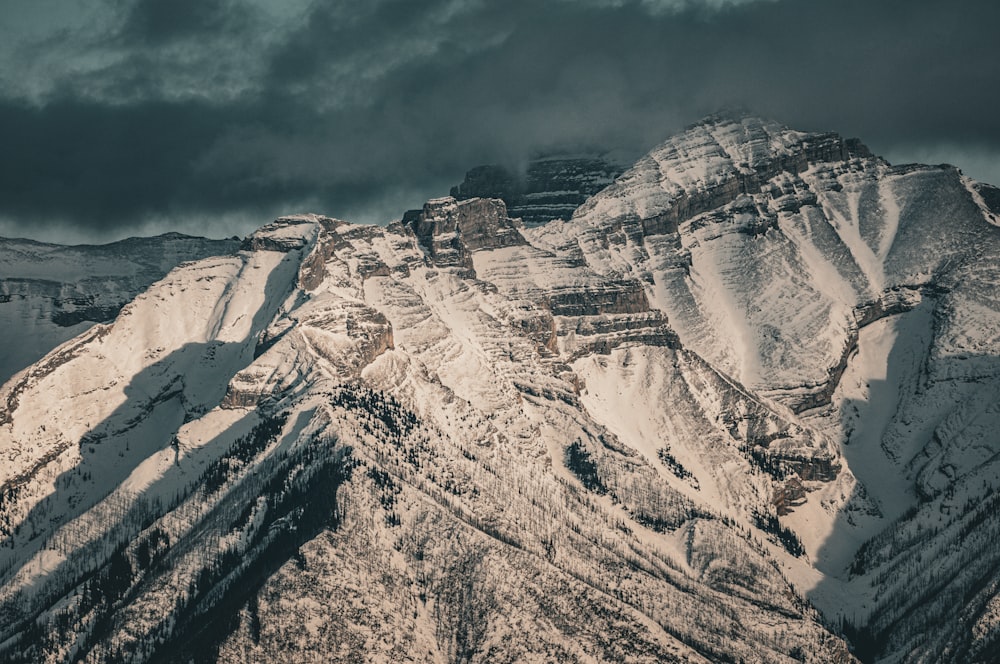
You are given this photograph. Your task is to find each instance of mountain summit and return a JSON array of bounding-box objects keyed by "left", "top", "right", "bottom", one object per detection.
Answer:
[
  {"left": 2, "top": 115, "right": 1000, "bottom": 663},
  {"left": 449, "top": 154, "right": 625, "bottom": 227}
]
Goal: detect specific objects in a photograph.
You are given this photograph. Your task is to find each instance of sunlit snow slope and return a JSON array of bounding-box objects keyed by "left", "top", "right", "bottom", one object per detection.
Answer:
[
  {"left": 2, "top": 114, "right": 999, "bottom": 663},
  {"left": 0, "top": 233, "right": 240, "bottom": 385}
]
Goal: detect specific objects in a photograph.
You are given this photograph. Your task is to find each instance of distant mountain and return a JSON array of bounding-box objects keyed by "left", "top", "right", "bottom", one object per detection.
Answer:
[
  {"left": 0, "top": 233, "right": 240, "bottom": 385},
  {"left": 449, "top": 154, "right": 624, "bottom": 226},
  {"left": 2, "top": 114, "right": 1000, "bottom": 663}
]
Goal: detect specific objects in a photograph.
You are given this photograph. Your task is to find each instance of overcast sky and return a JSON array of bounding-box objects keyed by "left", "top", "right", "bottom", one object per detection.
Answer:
[{"left": 1, "top": 0, "right": 998, "bottom": 243}]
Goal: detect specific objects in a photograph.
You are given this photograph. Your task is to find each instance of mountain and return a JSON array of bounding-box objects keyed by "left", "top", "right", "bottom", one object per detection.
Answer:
[
  {"left": 0, "top": 233, "right": 241, "bottom": 386},
  {"left": 449, "top": 155, "right": 625, "bottom": 226},
  {"left": 2, "top": 114, "right": 1000, "bottom": 663}
]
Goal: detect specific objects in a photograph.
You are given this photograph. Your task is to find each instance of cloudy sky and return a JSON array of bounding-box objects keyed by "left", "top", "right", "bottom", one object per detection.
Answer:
[{"left": 2, "top": 0, "right": 998, "bottom": 243}]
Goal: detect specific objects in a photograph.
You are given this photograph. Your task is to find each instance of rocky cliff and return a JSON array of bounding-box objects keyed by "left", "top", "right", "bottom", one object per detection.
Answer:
[
  {"left": 450, "top": 155, "right": 624, "bottom": 227},
  {"left": 1, "top": 114, "right": 999, "bottom": 663}
]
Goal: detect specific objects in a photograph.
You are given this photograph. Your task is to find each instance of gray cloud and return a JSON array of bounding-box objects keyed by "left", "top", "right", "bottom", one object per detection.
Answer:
[
  {"left": 119, "top": 0, "right": 241, "bottom": 44},
  {"left": 1, "top": 0, "right": 999, "bottom": 241}
]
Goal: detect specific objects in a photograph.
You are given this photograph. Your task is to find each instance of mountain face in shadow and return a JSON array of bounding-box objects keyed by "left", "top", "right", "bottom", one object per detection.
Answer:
[
  {"left": 0, "top": 233, "right": 240, "bottom": 385},
  {"left": 448, "top": 154, "right": 625, "bottom": 227},
  {"left": 2, "top": 114, "right": 999, "bottom": 662}
]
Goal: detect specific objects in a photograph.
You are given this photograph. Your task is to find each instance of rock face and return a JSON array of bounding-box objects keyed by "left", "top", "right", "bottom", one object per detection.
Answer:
[
  {"left": 528, "top": 113, "right": 1000, "bottom": 663},
  {"left": 450, "top": 155, "right": 625, "bottom": 226},
  {"left": 1, "top": 113, "right": 1000, "bottom": 664},
  {"left": 403, "top": 196, "right": 526, "bottom": 277},
  {"left": 0, "top": 233, "right": 239, "bottom": 386}
]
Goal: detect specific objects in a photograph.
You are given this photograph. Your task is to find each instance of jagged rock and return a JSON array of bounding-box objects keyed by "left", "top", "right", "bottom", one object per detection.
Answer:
[
  {"left": 2, "top": 114, "right": 1000, "bottom": 664},
  {"left": 240, "top": 216, "right": 324, "bottom": 253},
  {"left": 972, "top": 182, "right": 1000, "bottom": 223},
  {"left": 451, "top": 155, "right": 625, "bottom": 226},
  {"left": 774, "top": 477, "right": 807, "bottom": 515},
  {"left": 405, "top": 196, "right": 527, "bottom": 277},
  {"left": 547, "top": 280, "right": 650, "bottom": 316},
  {"left": 298, "top": 221, "right": 347, "bottom": 291},
  {"left": 509, "top": 305, "right": 558, "bottom": 352}
]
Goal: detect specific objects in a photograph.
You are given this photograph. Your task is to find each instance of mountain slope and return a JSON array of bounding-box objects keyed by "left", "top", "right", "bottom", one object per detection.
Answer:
[
  {"left": 1, "top": 114, "right": 999, "bottom": 662},
  {"left": 0, "top": 233, "right": 240, "bottom": 385},
  {"left": 526, "top": 114, "right": 1000, "bottom": 661}
]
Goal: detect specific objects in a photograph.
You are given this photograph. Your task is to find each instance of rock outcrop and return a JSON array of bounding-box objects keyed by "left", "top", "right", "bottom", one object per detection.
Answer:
[
  {"left": 403, "top": 196, "right": 526, "bottom": 276},
  {"left": 451, "top": 155, "right": 625, "bottom": 226},
  {"left": 2, "top": 113, "right": 1000, "bottom": 664}
]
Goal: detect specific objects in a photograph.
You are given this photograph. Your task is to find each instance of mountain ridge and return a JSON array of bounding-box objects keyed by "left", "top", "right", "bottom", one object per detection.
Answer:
[
  {"left": 2, "top": 114, "right": 999, "bottom": 662},
  {"left": 0, "top": 232, "right": 241, "bottom": 386}
]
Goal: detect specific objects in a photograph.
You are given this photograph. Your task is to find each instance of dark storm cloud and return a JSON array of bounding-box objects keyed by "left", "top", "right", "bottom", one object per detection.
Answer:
[
  {"left": 2, "top": 0, "right": 999, "bottom": 240},
  {"left": 119, "top": 0, "right": 240, "bottom": 44},
  {"left": 0, "top": 97, "right": 248, "bottom": 223}
]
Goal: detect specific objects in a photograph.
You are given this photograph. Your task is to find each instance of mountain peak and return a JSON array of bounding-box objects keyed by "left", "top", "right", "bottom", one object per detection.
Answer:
[
  {"left": 696, "top": 104, "right": 769, "bottom": 125},
  {"left": 541, "top": 114, "right": 872, "bottom": 245},
  {"left": 240, "top": 215, "right": 330, "bottom": 253},
  {"left": 3, "top": 117, "right": 1000, "bottom": 663},
  {"left": 450, "top": 154, "right": 625, "bottom": 227}
]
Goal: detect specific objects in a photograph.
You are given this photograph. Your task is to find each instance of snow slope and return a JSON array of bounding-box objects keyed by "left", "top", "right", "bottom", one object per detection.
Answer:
[
  {"left": 1, "top": 114, "right": 999, "bottom": 663},
  {"left": 0, "top": 233, "right": 239, "bottom": 385}
]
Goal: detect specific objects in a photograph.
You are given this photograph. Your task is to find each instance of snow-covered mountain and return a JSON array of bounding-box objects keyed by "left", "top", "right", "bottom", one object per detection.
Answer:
[
  {"left": 449, "top": 155, "right": 624, "bottom": 226},
  {"left": 0, "top": 233, "right": 240, "bottom": 386},
  {"left": 2, "top": 114, "right": 1000, "bottom": 663}
]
